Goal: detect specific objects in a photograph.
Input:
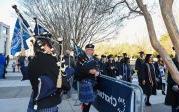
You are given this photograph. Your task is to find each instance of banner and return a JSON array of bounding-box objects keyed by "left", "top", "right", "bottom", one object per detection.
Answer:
[
  {"left": 11, "top": 18, "right": 30, "bottom": 56},
  {"left": 34, "top": 23, "right": 49, "bottom": 36},
  {"left": 93, "top": 76, "right": 134, "bottom": 112}
]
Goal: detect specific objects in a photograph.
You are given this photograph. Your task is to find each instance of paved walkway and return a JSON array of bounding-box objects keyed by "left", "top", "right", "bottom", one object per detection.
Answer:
[
  {"left": 0, "top": 60, "right": 172, "bottom": 112},
  {"left": 0, "top": 61, "right": 97, "bottom": 112}
]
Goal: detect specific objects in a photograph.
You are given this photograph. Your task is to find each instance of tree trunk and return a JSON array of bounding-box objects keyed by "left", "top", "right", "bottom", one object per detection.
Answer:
[
  {"left": 159, "top": 0, "right": 179, "bottom": 62},
  {"left": 136, "top": 0, "right": 179, "bottom": 84}
]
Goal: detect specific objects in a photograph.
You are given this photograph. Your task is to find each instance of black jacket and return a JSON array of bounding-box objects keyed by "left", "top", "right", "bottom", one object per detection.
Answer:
[
  {"left": 106, "top": 60, "right": 117, "bottom": 78},
  {"left": 165, "top": 58, "right": 179, "bottom": 106},
  {"left": 135, "top": 58, "right": 144, "bottom": 85},
  {"left": 135, "top": 58, "right": 144, "bottom": 71},
  {"left": 74, "top": 56, "right": 98, "bottom": 81},
  {"left": 141, "top": 63, "right": 157, "bottom": 96},
  {"left": 28, "top": 52, "right": 61, "bottom": 109}
]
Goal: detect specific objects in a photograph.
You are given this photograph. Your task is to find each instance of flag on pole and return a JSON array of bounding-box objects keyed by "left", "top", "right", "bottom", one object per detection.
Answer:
[
  {"left": 74, "top": 45, "right": 85, "bottom": 57},
  {"left": 11, "top": 18, "right": 30, "bottom": 56},
  {"left": 34, "top": 23, "right": 49, "bottom": 36}
]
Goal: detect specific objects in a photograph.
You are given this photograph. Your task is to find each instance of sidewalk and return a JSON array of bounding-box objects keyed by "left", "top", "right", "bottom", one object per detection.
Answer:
[{"left": 0, "top": 63, "right": 97, "bottom": 112}]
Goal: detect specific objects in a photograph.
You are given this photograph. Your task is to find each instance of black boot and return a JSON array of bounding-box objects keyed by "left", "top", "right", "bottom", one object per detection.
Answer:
[
  {"left": 145, "top": 96, "right": 151, "bottom": 106},
  {"left": 145, "top": 102, "right": 151, "bottom": 106}
]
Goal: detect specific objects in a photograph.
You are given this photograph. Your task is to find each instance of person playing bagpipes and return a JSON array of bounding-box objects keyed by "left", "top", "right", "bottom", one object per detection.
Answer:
[
  {"left": 11, "top": 5, "right": 70, "bottom": 112},
  {"left": 75, "top": 44, "right": 99, "bottom": 112},
  {"left": 27, "top": 36, "right": 63, "bottom": 112}
]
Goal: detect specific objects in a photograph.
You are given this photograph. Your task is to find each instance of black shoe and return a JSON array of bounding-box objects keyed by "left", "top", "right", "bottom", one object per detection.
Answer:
[{"left": 145, "top": 102, "right": 151, "bottom": 106}]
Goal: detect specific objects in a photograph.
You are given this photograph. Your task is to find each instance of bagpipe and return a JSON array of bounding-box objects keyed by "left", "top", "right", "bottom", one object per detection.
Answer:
[
  {"left": 72, "top": 39, "right": 99, "bottom": 70},
  {"left": 12, "top": 5, "right": 70, "bottom": 92}
]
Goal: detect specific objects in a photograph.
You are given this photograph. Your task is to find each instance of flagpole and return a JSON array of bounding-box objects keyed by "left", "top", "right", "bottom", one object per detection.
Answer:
[
  {"left": 33, "top": 17, "right": 40, "bottom": 35},
  {"left": 12, "top": 5, "right": 34, "bottom": 37}
]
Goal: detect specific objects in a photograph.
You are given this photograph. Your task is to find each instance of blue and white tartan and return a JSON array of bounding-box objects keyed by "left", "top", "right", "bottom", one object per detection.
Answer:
[
  {"left": 79, "top": 79, "right": 95, "bottom": 103},
  {"left": 27, "top": 93, "right": 59, "bottom": 112},
  {"left": 27, "top": 106, "right": 58, "bottom": 112}
]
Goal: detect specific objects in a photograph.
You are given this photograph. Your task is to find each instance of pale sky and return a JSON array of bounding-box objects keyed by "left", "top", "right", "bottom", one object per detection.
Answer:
[
  {"left": 0, "top": 0, "right": 179, "bottom": 45},
  {"left": 114, "top": 0, "right": 179, "bottom": 45},
  {"left": 0, "top": 0, "right": 17, "bottom": 35}
]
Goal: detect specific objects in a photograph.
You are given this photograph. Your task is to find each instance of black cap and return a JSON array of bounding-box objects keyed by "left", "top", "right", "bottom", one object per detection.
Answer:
[
  {"left": 34, "top": 37, "right": 53, "bottom": 51},
  {"left": 139, "top": 51, "right": 144, "bottom": 54},
  {"left": 94, "top": 54, "right": 98, "bottom": 57},
  {"left": 108, "top": 54, "right": 113, "bottom": 59},
  {"left": 172, "top": 47, "right": 175, "bottom": 50},
  {"left": 122, "top": 53, "right": 127, "bottom": 57},
  {"left": 157, "top": 55, "right": 161, "bottom": 59},
  {"left": 101, "top": 55, "right": 106, "bottom": 58},
  {"left": 85, "top": 44, "right": 95, "bottom": 49},
  {"left": 146, "top": 54, "right": 152, "bottom": 57},
  {"left": 145, "top": 54, "right": 152, "bottom": 62}
]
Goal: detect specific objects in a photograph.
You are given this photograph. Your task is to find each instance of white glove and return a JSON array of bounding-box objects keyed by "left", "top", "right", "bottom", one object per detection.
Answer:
[{"left": 116, "top": 76, "right": 122, "bottom": 80}]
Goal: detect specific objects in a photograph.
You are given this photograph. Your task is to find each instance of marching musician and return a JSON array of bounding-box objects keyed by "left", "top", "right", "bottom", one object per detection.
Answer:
[
  {"left": 106, "top": 54, "right": 117, "bottom": 78},
  {"left": 27, "top": 37, "right": 62, "bottom": 112},
  {"left": 76, "top": 44, "right": 99, "bottom": 112}
]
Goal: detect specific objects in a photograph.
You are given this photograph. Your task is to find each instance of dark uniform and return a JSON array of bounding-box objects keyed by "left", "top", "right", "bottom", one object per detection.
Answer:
[
  {"left": 106, "top": 55, "right": 117, "bottom": 78},
  {"left": 77, "top": 56, "right": 98, "bottom": 103},
  {"left": 27, "top": 38, "right": 62, "bottom": 112},
  {"left": 76, "top": 44, "right": 99, "bottom": 112},
  {"left": 141, "top": 54, "right": 157, "bottom": 106},
  {"left": 18, "top": 56, "right": 29, "bottom": 80},
  {"left": 165, "top": 58, "right": 179, "bottom": 112},
  {"left": 116, "top": 56, "right": 122, "bottom": 77},
  {"left": 135, "top": 57, "right": 145, "bottom": 86},
  {"left": 154, "top": 61, "right": 166, "bottom": 94},
  {"left": 120, "top": 53, "right": 128, "bottom": 63},
  {"left": 141, "top": 63, "right": 157, "bottom": 95},
  {"left": 119, "top": 57, "right": 133, "bottom": 82},
  {"left": 99, "top": 55, "right": 107, "bottom": 75}
]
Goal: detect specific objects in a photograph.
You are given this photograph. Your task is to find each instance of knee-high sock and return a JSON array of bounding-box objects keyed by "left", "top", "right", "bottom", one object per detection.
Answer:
[
  {"left": 82, "top": 103, "right": 91, "bottom": 112},
  {"left": 146, "top": 95, "right": 150, "bottom": 103}
]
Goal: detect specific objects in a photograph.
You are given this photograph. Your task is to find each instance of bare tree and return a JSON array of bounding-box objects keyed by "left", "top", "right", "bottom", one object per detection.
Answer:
[
  {"left": 19, "top": 0, "right": 121, "bottom": 50},
  {"left": 159, "top": 0, "right": 179, "bottom": 83},
  {"left": 102, "top": 0, "right": 179, "bottom": 84}
]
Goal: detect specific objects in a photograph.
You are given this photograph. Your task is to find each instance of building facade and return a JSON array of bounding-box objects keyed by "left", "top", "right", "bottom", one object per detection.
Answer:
[{"left": 0, "top": 22, "right": 10, "bottom": 56}]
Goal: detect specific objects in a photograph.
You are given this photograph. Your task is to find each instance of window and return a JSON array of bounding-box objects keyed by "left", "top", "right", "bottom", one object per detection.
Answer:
[{"left": 2, "top": 26, "right": 8, "bottom": 35}]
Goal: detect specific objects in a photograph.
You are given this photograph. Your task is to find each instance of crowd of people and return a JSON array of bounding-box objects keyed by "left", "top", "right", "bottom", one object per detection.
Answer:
[
  {"left": 96, "top": 50, "right": 179, "bottom": 111},
  {"left": 5, "top": 36, "right": 179, "bottom": 112}
]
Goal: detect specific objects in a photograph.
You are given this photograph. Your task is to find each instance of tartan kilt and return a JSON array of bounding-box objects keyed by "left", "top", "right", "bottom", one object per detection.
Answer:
[
  {"left": 27, "top": 106, "right": 58, "bottom": 112},
  {"left": 79, "top": 79, "right": 95, "bottom": 103},
  {"left": 27, "top": 93, "right": 58, "bottom": 112}
]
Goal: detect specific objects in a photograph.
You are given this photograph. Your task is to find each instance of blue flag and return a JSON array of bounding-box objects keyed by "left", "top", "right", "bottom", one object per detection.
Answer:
[
  {"left": 74, "top": 45, "right": 82, "bottom": 56},
  {"left": 11, "top": 19, "right": 30, "bottom": 56},
  {"left": 34, "top": 23, "right": 49, "bottom": 36}
]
